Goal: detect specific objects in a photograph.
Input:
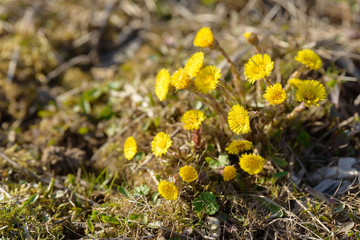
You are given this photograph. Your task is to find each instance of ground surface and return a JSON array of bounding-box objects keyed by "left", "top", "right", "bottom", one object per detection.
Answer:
[{"left": 0, "top": 0, "right": 360, "bottom": 239}]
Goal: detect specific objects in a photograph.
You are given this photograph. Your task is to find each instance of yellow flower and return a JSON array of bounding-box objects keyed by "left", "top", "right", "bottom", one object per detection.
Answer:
[
  {"left": 244, "top": 32, "right": 258, "bottom": 46},
  {"left": 244, "top": 54, "right": 274, "bottom": 84},
  {"left": 228, "top": 104, "right": 251, "bottom": 135},
  {"left": 171, "top": 68, "right": 191, "bottom": 90},
  {"left": 193, "top": 27, "right": 215, "bottom": 48},
  {"left": 181, "top": 110, "right": 206, "bottom": 131},
  {"left": 151, "top": 132, "right": 173, "bottom": 157},
  {"left": 296, "top": 80, "right": 326, "bottom": 107},
  {"left": 155, "top": 68, "right": 170, "bottom": 101},
  {"left": 124, "top": 136, "right": 137, "bottom": 160},
  {"left": 225, "top": 140, "right": 253, "bottom": 154},
  {"left": 295, "top": 49, "right": 322, "bottom": 70},
  {"left": 288, "top": 78, "right": 302, "bottom": 89},
  {"left": 185, "top": 52, "right": 204, "bottom": 77},
  {"left": 223, "top": 166, "right": 237, "bottom": 181},
  {"left": 179, "top": 165, "right": 198, "bottom": 183},
  {"left": 158, "top": 180, "right": 178, "bottom": 200},
  {"left": 194, "top": 66, "right": 221, "bottom": 94},
  {"left": 239, "top": 153, "right": 265, "bottom": 175},
  {"left": 263, "top": 83, "right": 286, "bottom": 105}
]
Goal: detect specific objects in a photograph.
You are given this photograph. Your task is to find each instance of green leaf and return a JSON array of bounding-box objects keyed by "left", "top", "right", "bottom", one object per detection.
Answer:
[
  {"left": 205, "top": 154, "right": 230, "bottom": 169},
  {"left": 334, "top": 202, "right": 345, "bottom": 213},
  {"left": 271, "top": 157, "right": 288, "bottom": 168},
  {"left": 257, "top": 197, "right": 283, "bottom": 218},
  {"left": 193, "top": 192, "right": 219, "bottom": 215},
  {"left": 134, "top": 184, "right": 150, "bottom": 197},
  {"left": 86, "top": 219, "right": 94, "bottom": 233},
  {"left": 96, "top": 105, "right": 113, "bottom": 120},
  {"left": 18, "top": 194, "right": 39, "bottom": 212},
  {"left": 272, "top": 171, "right": 288, "bottom": 179},
  {"left": 101, "top": 215, "right": 121, "bottom": 225},
  {"left": 118, "top": 186, "right": 132, "bottom": 198}
]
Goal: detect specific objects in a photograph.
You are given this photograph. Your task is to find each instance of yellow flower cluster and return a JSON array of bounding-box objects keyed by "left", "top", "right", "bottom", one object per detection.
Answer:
[
  {"left": 185, "top": 52, "right": 204, "bottom": 78},
  {"left": 239, "top": 153, "right": 265, "bottom": 175},
  {"left": 124, "top": 136, "right": 137, "bottom": 160},
  {"left": 194, "top": 66, "right": 222, "bottom": 94},
  {"left": 158, "top": 180, "right": 178, "bottom": 200},
  {"left": 222, "top": 166, "right": 237, "bottom": 181},
  {"left": 225, "top": 139, "right": 253, "bottom": 154},
  {"left": 244, "top": 53, "right": 274, "bottom": 84},
  {"left": 296, "top": 80, "right": 326, "bottom": 107},
  {"left": 171, "top": 68, "right": 191, "bottom": 91},
  {"left": 263, "top": 83, "right": 286, "bottom": 105},
  {"left": 193, "top": 27, "right": 215, "bottom": 48},
  {"left": 151, "top": 132, "right": 173, "bottom": 157},
  {"left": 155, "top": 68, "right": 170, "bottom": 101},
  {"left": 179, "top": 165, "right": 198, "bottom": 183},
  {"left": 228, "top": 104, "right": 251, "bottom": 135},
  {"left": 181, "top": 110, "right": 206, "bottom": 131},
  {"left": 295, "top": 49, "right": 322, "bottom": 70}
]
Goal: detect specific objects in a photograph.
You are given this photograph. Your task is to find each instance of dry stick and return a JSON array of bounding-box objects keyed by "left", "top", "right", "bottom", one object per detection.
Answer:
[
  {"left": 216, "top": 43, "right": 243, "bottom": 96},
  {"left": 283, "top": 187, "right": 331, "bottom": 234},
  {"left": 136, "top": 127, "right": 181, "bottom": 170},
  {"left": 7, "top": 46, "right": 20, "bottom": 83},
  {"left": 0, "top": 151, "right": 98, "bottom": 206}
]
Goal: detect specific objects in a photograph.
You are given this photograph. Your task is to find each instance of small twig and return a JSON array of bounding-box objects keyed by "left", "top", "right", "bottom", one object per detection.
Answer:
[
  {"left": 0, "top": 185, "right": 12, "bottom": 199},
  {"left": 160, "top": 226, "right": 196, "bottom": 240},
  {"left": 45, "top": 55, "right": 92, "bottom": 84},
  {"left": 7, "top": 46, "right": 20, "bottom": 83}
]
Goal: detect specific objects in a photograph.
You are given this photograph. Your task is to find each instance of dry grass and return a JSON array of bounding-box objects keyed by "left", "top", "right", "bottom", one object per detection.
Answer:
[{"left": 0, "top": 0, "right": 359, "bottom": 239}]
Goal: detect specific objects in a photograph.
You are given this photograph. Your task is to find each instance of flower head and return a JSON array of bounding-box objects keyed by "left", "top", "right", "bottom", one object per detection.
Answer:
[
  {"left": 185, "top": 52, "right": 204, "bottom": 77},
  {"left": 171, "top": 68, "right": 191, "bottom": 90},
  {"left": 151, "top": 132, "right": 173, "bottom": 157},
  {"left": 228, "top": 104, "right": 251, "bottom": 135},
  {"left": 193, "top": 27, "right": 215, "bottom": 48},
  {"left": 181, "top": 110, "right": 206, "bottom": 131},
  {"left": 295, "top": 49, "right": 322, "bottom": 70},
  {"left": 263, "top": 83, "right": 286, "bottom": 105},
  {"left": 124, "top": 136, "right": 137, "bottom": 160},
  {"left": 239, "top": 153, "right": 265, "bottom": 175},
  {"left": 244, "top": 54, "right": 274, "bottom": 84},
  {"left": 223, "top": 166, "right": 237, "bottom": 181},
  {"left": 194, "top": 65, "right": 221, "bottom": 94},
  {"left": 179, "top": 165, "right": 198, "bottom": 183},
  {"left": 288, "top": 78, "right": 302, "bottom": 89},
  {"left": 296, "top": 80, "right": 326, "bottom": 107},
  {"left": 244, "top": 32, "right": 259, "bottom": 46},
  {"left": 225, "top": 140, "right": 253, "bottom": 154},
  {"left": 155, "top": 68, "right": 171, "bottom": 101},
  {"left": 158, "top": 180, "right": 178, "bottom": 200}
]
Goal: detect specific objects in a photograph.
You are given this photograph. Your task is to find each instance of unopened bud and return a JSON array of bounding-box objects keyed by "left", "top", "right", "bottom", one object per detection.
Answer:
[{"left": 244, "top": 32, "right": 259, "bottom": 46}]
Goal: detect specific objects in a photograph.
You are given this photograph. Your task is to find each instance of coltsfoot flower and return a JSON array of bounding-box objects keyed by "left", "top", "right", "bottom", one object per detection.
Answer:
[
  {"left": 296, "top": 80, "right": 326, "bottom": 107},
  {"left": 244, "top": 32, "right": 258, "bottom": 46},
  {"left": 181, "top": 110, "right": 206, "bottom": 131},
  {"left": 295, "top": 49, "right": 322, "bottom": 70},
  {"left": 124, "top": 136, "right": 137, "bottom": 160},
  {"left": 179, "top": 165, "right": 198, "bottom": 183},
  {"left": 151, "top": 132, "right": 173, "bottom": 157},
  {"left": 288, "top": 78, "right": 302, "bottom": 89},
  {"left": 223, "top": 166, "right": 237, "bottom": 181},
  {"left": 225, "top": 140, "right": 253, "bottom": 154},
  {"left": 155, "top": 68, "right": 170, "bottom": 101},
  {"left": 185, "top": 52, "right": 204, "bottom": 77},
  {"left": 239, "top": 153, "right": 265, "bottom": 175},
  {"left": 158, "top": 180, "right": 178, "bottom": 200},
  {"left": 244, "top": 53, "right": 274, "bottom": 84},
  {"left": 228, "top": 104, "right": 251, "bottom": 135},
  {"left": 263, "top": 83, "right": 286, "bottom": 105},
  {"left": 171, "top": 68, "right": 191, "bottom": 90},
  {"left": 193, "top": 27, "right": 215, "bottom": 48},
  {"left": 194, "top": 65, "right": 221, "bottom": 94}
]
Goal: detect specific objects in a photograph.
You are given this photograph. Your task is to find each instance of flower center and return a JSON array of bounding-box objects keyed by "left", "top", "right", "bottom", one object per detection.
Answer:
[
  {"left": 304, "top": 91, "right": 315, "bottom": 102},
  {"left": 158, "top": 140, "right": 167, "bottom": 149}
]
